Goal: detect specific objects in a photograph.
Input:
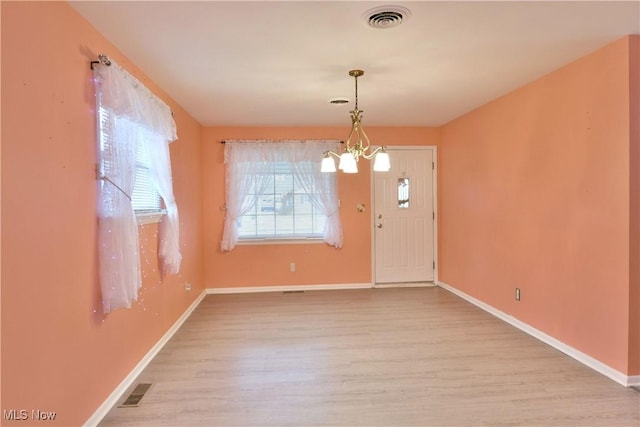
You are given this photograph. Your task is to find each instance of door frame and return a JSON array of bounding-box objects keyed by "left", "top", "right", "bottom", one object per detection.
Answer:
[{"left": 370, "top": 145, "right": 438, "bottom": 287}]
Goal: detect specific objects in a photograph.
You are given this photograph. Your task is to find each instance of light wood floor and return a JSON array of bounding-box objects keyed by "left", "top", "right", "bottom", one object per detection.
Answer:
[{"left": 99, "top": 287, "right": 639, "bottom": 426}]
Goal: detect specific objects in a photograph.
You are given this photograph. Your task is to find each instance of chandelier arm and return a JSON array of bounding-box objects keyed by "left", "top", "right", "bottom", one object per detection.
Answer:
[
  {"left": 362, "top": 145, "right": 384, "bottom": 160},
  {"left": 324, "top": 150, "right": 341, "bottom": 159},
  {"left": 359, "top": 122, "right": 371, "bottom": 152},
  {"left": 346, "top": 118, "right": 358, "bottom": 150}
]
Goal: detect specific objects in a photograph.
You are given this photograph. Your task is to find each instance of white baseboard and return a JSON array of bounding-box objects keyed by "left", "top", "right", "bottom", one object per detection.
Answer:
[
  {"left": 374, "top": 282, "right": 436, "bottom": 288},
  {"left": 628, "top": 375, "right": 640, "bottom": 387},
  {"left": 84, "top": 289, "right": 208, "bottom": 427},
  {"left": 436, "top": 281, "right": 635, "bottom": 387},
  {"left": 207, "top": 283, "right": 373, "bottom": 294}
]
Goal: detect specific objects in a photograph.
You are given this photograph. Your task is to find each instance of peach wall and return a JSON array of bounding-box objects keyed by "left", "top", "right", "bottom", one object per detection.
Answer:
[
  {"left": 629, "top": 36, "right": 640, "bottom": 375},
  {"left": 1, "top": 2, "right": 204, "bottom": 426},
  {"left": 0, "top": 0, "right": 4, "bottom": 412},
  {"left": 440, "top": 37, "right": 636, "bottom": 375},
  {"left": 203, "top": 127, "right": 439, "bottom": 288}
]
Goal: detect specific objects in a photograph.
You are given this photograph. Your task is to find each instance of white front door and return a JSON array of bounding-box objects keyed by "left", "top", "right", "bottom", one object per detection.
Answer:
[{"left": 373, "top": 147, "right": 436, "bottom": 284}]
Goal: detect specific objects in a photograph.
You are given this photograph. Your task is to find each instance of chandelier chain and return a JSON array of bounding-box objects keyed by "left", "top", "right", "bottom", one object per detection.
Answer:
[{"left": 354, "top": 74, "right": 359, "bottom": 111}]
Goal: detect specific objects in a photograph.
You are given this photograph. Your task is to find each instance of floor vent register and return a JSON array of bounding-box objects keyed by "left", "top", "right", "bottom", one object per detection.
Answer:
[{"left": 119, "top": 383, "right": 153, "bottom": 407}]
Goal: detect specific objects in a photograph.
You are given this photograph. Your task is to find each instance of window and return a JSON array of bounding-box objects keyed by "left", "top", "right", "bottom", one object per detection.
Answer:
[
  {"left": 98, "top": 107, "right": 163, "bottom": 218},
  {"left": 131, "top": 141, "right": 164, "bottom": 217},
  {"left": 220, "top": 140, "right": 343, "bottom": 251},
  {"left": 237, "top": 162, "right": 327, "bottom": 239}
]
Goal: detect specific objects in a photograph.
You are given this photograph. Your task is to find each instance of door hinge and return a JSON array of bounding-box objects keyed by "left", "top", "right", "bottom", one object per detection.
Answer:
[
  {"left": 433, "top": 261, "right": 436, "bottom": 270},
  {"left": 433, "top": 212, "right": 435, "bottom": 220},
  {"left": 432, "top": 162, "right": 435, "bottom": 170}
]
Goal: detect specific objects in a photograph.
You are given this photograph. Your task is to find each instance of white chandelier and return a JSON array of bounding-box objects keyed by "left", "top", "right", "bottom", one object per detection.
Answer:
[{"left": 321, "top": 69, "right": 390, "bottom": 173}]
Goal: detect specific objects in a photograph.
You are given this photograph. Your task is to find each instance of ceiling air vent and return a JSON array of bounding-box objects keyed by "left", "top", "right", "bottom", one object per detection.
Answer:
[{"left": 363, "top": 5, "right": 412, "bottom": 29}]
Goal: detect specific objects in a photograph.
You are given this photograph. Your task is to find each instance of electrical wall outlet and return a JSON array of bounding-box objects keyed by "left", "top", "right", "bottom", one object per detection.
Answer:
[
  {"left": 185, "top": 283, "right": 192, "bottom": 292},
  {"left": 515, "top": 288, "right": 521, "bottom": 301},
  {"left": 290, "top": 263, "right": 296, "bottom": 273}
]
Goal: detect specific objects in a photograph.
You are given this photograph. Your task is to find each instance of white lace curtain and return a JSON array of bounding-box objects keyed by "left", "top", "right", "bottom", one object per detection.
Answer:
[
  {"left": 93, "top": 59, "right": 181, "bottom": 313},
  {"left": 220, "top": 140, "right": 343, "bottom": 251}
]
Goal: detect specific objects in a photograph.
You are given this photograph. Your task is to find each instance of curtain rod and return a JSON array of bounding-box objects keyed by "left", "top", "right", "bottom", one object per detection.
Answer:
[
  {"left": 90, "top": 54, "right": 112, "bottom": 70},
  {"left": 220, "top": 140, "right": 344, "bottom": 144}
]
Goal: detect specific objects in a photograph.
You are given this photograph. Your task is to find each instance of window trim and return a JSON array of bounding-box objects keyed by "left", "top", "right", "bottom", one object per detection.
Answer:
[
  {"left": 237, "top": 237, "right": 325, "bottom": 246},
  {"left": 136, "top": 210, "right": 166, "bottom": 226}
]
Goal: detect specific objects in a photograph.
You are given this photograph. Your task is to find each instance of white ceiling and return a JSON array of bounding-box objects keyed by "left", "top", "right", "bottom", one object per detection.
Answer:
[{"left": 71, "top": 1, "right": 639, "bottom": 127}]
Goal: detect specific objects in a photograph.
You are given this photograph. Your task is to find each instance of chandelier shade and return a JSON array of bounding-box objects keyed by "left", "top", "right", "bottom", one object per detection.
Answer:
[
  {"left": 321, "top": 154, "right": 337, "bottom": 172},
  {"left": 373, "top": 150, "right": 391, "bottom": 172},
  {"left": 339, "top": 152, "right": 358, "bottom": 173},
  {"left": 321, "top": 69, "right": 390, "bottom": 173}
]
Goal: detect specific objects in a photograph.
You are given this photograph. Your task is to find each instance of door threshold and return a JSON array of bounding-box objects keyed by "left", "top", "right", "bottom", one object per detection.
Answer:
[{"left": 373, "top": 282, "right": 435, "bottom": 288}]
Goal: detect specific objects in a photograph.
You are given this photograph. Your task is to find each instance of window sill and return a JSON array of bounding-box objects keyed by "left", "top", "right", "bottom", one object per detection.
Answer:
[
  {"left": 136, "top": 210, "right": 166, "bottom": 226},
  {"left": 237, "top": 238, "right": 325, "bottom": 246}
]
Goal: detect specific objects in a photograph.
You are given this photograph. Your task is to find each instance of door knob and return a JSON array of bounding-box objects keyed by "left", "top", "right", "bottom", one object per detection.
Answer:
[{"left": 376, "top": 223, "right": 383, "bottom": 228}]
